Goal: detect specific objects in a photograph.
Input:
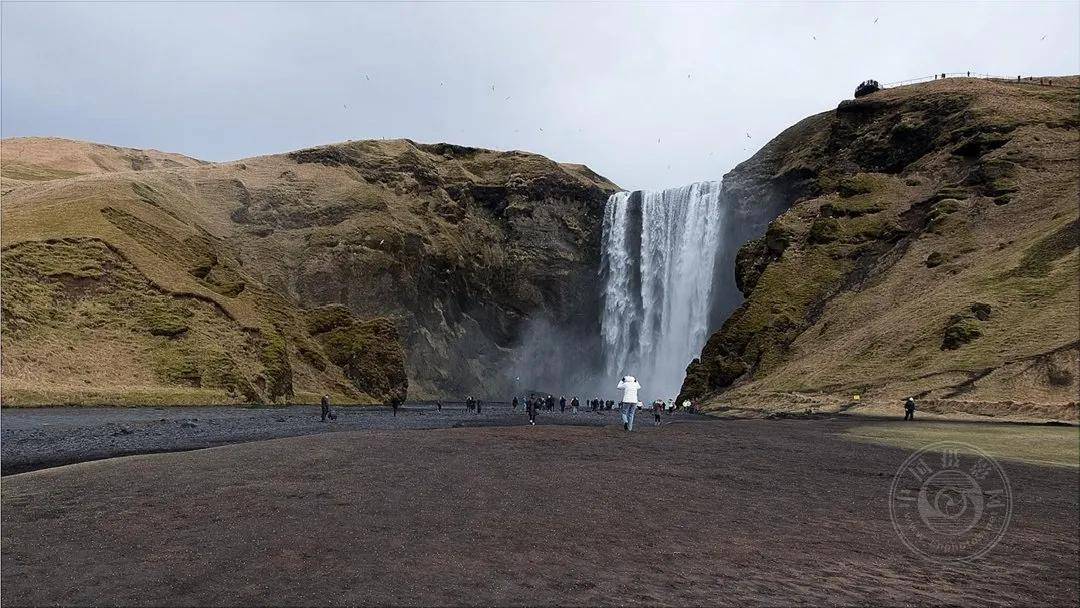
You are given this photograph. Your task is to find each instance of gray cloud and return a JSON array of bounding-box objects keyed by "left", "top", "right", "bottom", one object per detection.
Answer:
[{"left": 3, "top": 1, "right": 1077, "bottom": 190}]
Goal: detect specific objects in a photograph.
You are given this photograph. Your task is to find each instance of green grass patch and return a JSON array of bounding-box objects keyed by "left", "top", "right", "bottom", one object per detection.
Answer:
[
  {"left": 841, "top": 422, "right": 1079, "bottom": 468},
  {"left": 1010, "top": 219, "right": 1079, "bottom": 278},
  {"left": 0, "top": 162, "right": 84, "bottom": 182}
]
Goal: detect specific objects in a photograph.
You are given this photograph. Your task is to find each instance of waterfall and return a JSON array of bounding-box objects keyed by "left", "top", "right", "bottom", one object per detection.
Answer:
[{"left": 600, "top": 181, "right": 728, "bottom": 399}]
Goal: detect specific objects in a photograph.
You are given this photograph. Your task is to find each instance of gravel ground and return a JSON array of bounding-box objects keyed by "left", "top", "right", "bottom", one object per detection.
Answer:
[
  {"left": 2, "top": 418, "right": 1076, "bottom": 606},
  {"left": 1, "top": 403, "right": 674, "bottom": 475}
]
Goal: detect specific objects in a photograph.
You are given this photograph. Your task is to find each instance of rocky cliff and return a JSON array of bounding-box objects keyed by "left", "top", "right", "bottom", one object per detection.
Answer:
[
  {"left": 1, "top": 137, "right": 617, "bottom": 404},
  {"left": 679, "top": 77, "right": 1079, "bottom": 420}
]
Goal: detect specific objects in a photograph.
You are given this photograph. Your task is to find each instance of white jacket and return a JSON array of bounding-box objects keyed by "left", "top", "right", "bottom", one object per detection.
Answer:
[{"left": 617, "top": 376, "right": 641, "bottom": 404}]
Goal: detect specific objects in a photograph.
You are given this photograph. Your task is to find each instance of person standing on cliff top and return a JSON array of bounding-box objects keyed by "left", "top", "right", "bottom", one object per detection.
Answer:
[{"left": 617, "top": 376, "right": 641, "bottom": 431}]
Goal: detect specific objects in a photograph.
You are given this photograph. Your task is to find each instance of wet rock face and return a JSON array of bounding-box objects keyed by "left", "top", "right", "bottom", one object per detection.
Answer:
[{"left": 231, "top": 140, "right": 619, "bottom": 398}]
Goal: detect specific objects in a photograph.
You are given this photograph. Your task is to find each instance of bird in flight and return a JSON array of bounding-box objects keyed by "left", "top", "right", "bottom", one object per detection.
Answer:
[
  {"left": 746, "top": 131, "right": 751, "bottom": 139},
  {"left": 874, "top": 17, "right": 878, "bottom": 24},
  {"left": 812, "top": 35, "right": 816, "bottom": 40},
  {"left": 1040, "top": 34, "right": 1047, "bottom": 41}
]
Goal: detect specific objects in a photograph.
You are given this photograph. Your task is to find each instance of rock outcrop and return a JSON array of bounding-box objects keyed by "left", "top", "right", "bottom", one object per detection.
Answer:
[{"left": 679, "top": 77, "right": 1079, "bottom": 418}]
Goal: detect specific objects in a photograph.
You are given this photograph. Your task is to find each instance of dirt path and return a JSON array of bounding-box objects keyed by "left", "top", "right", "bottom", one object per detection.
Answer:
[{"left": 2, "top": 419, "right": 1077, "bottom": 606}]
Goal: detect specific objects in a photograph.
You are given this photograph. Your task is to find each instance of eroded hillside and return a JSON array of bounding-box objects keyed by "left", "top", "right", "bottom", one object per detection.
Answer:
[
  {"left": 679, "top": 77, "right": 1079, "bottom": 420},
  {"left": 1, "top": 137, "right": 616, "bottom": 404}
]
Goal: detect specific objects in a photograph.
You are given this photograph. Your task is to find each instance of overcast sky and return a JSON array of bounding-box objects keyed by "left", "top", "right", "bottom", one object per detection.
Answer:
[{"left": 2, "top": 2, "right": 1078, "bottom": 191}]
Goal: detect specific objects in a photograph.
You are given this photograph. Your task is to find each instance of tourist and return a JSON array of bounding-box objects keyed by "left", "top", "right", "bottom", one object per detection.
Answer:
[
  {"left": 571, "top": 396, "right": 580, "bottom": 413},
  {"left": 476, "top": 398, "right": 482, "bottom": 414},
  {"left": 682, "top": 399, "right": 692, "bottom": 414},
  {"left": 591, "top": 397, "right": 598, "bottom": 412},
  {"left": 904, "top": 397, "right": 916, "bottom": 421},
  {"left": 617, "top": 375, "right": 641, "bottom": 431},
  {"left": 527, "top": 396, "right": 537, "bottom": 425},
  {"left": 436, "top": 400, "right": 443, "bottom": 411},
  {"left": 560, "top": 395, "right": 566, "bottom": 413},
  {"left": 547, "top": 395, "right": 555, "bottom": 411},
  {"left": 392, "top": 399, "right": 400, "bottom": 417},
  {"left": 320, "top": 394, "right": 332, "bottom": 422},
  {"left": 512, "top": 396, "right": 519, "bottom": 411},
  {"left": 653, "top": 400, "right": 663, "bottom": 426},
  {"left": 466, "top": 396, "right": 475, "bottom": 412},
  {"left": 606, "top": 399, "right": 614, "bottom": 411}
]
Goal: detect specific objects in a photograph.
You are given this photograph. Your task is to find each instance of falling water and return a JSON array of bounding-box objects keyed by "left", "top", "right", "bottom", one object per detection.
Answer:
[{"left": 600, "top": 181, "right": 728, "bottom": 398}]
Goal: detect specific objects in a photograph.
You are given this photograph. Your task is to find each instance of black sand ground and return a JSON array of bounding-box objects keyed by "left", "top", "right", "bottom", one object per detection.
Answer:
[
  {"left": 2, "top": 417, "right": 1077, "bottom": 606},
  {"left": 0, "top": 403, "right": 628, "bottom": 475}
]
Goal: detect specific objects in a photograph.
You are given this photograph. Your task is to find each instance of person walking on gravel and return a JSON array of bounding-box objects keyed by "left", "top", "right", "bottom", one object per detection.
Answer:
[
  {"left": 527, "top": 396, "right": 537, "bottom": 426},
  {"left": 904, "top": 397, "right": 916, "bottom": 421},
  {"left": 571, "top": 396, "right": 580, "bottom": 414},
  {"left": 560, "top": 396, "right": 566, "bottom": 413},
  {"left": 652, "top": 400, "right": 663, "bottom": 426},
  {"left": 617, "top": 376, "right": 641, "bottom": 432},
  {"left": 320, "top": 394, "right": 335, "bottom": 422}
]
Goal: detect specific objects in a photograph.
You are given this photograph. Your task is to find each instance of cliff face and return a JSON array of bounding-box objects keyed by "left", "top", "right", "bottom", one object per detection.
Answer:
[
  {"left": 1, "top": 137, "right": 617, "bottom": 404},
  {"left": 680, "top": 77, "right": 1079, "bottom": 419},
  {"left": 221, "top": 140, "right": 618, "bottom": 397}
]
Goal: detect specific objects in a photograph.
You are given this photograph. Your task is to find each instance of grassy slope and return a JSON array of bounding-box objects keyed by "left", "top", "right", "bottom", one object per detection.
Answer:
[
  {"left": 0, "top": 137, "right": 205, "bottom": 195},
  {"left": 1, "top": 141, "right": 407, "bottom": 406},
  {"left": 681, "top": 77, "right": 1079, "bottom": 421}
]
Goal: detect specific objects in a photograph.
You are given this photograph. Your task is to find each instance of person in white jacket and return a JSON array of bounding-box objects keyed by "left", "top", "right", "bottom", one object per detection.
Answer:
[{"left": 616, "top": 375, "right": 641, "bottom": 431}]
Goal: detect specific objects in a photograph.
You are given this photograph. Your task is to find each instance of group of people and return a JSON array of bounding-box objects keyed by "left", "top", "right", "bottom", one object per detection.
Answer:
[
  {"left": 464, "top": 396, "right": 482, "bottom": 414},
  {"left": 320, "top": 373, "right": 706, "bottom": 430},
  {"left": 504, "top": 375, "right": 700, "bottom": 430}
]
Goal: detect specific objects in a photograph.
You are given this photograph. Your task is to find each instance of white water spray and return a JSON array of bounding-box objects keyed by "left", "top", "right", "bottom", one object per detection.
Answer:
[{"left": 600, "top": 181, "right": 728, "bottom": 398}]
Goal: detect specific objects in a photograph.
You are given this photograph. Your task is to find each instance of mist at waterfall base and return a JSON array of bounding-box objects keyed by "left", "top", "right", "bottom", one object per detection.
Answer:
[{"left": 509, "top": 180, "right": 766, "bottom": 403}]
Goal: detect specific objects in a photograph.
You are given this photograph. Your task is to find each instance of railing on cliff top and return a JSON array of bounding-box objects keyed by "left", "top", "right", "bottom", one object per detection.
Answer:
[{"left": 882, "top": 73, "right": 1063, "bottom": 88}]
